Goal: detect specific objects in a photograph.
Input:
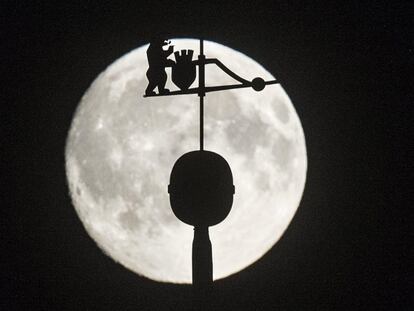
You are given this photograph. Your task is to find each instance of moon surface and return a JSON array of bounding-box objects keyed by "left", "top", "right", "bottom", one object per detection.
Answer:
[{"left": 65, "top": 39, "right": 307, "bottom": 283}]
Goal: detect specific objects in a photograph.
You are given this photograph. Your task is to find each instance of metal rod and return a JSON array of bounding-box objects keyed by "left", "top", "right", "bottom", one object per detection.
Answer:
[
  {"left": 200, "top": 96, "right": 204, "bottom": 150},
  {"left": 192, "top": 226, "right": 213, "bottom": 285},
  {"left": 204, "top": 58, "right": 250, "bottom": 84},
  {"left": 143, "top": 80, "right": 278, "bottom": 97},
  {"left": 198, "top": 39, "right": 206, "bottom": 151},
  {"left": 192, "top": 225, "right": 212, "bottom": 309}
]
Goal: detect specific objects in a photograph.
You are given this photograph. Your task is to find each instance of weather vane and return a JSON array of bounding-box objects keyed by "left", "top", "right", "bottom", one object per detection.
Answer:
[{"left": 143, "top": 37, "right": 279, "bottom": 306}]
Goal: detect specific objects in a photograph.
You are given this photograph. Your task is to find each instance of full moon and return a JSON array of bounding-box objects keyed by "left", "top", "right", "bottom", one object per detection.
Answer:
[{"left": 65, "top": 39, "right": 307, "bottom": 283}]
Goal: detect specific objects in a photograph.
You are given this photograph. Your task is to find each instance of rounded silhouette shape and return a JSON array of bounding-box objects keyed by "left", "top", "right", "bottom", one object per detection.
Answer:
[
  {"left": 251, "top": 77, "right": 265, "bottom": 91},
  {"left": 168, "top": 150, "right": 235, "bottom": 227}
]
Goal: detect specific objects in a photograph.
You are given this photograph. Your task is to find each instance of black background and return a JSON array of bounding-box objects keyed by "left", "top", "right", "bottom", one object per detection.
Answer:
[{"left": 2, "top": 1, "right": 412, "bottom": 310}]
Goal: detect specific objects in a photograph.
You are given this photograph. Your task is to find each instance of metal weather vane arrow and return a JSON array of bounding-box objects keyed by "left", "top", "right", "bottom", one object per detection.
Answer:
[
  {"left": 143, "top": 38, "right": 279, "bottom": 150},
  {"left": 144, "top": 39, "right": 278, "bottom": 98}
]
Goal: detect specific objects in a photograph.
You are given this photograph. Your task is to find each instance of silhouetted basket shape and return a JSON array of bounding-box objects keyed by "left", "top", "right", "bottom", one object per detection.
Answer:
[
  {"left": 172, "top": 49, "right": 196, "bottom": 90},
  {"left": 168, "top": 150, "right": 235, "bottom": 227}
]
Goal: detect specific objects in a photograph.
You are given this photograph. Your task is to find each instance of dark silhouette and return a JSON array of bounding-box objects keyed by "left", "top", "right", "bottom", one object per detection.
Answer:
[
  {"left": 144, "top": 38, "right": 279, "bottom": 309},
  {"left": 172, "top": 49, "right": 196, "bottom": 90},
  {"left": 145, "top": 37, "right": 175, "bottom": 96},
  {"left": 168, "top": 150, "right": 234, "bottom": 310},
  {"left": 192, "top": 226, "right": 213, "bottom": 310},
  {"left": 168, "top": 150, "right": 234, "bottom": 227},
  {"left": 143, "top": 39, "right": 277, "bottom": 98}
]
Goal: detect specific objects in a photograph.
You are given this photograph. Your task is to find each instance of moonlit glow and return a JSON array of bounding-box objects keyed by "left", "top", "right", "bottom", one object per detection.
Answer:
[{"left": 65, "top": 39, "right": 307, "bottom": 283}]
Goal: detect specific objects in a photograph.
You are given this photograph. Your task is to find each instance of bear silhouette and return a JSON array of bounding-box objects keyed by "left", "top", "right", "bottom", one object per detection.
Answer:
[{"left": 145, "top": 38, "right": 175, "bottom": 95}]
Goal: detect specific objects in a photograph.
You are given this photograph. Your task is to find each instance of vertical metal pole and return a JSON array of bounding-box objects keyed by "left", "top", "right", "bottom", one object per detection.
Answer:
[
  {"left": 200, "top": 97, "right": 204, "bottom": 151},
  {"left": 198, "top": 39, "right": 205, "bottom": 151},
  {"left": 192, "top": 39, "right": 211, "bottom": 310},
  {"left": 192, "top": 226, "right": 213, "bottom": 284},
  {"left": 192, "top": 226, "right": 213, "bottom": 309}
]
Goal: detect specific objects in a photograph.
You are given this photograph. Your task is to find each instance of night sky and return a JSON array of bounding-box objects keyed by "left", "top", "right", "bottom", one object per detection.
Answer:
[{"left": 3, "top": 2, "right": 412, "bottom": 310}]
